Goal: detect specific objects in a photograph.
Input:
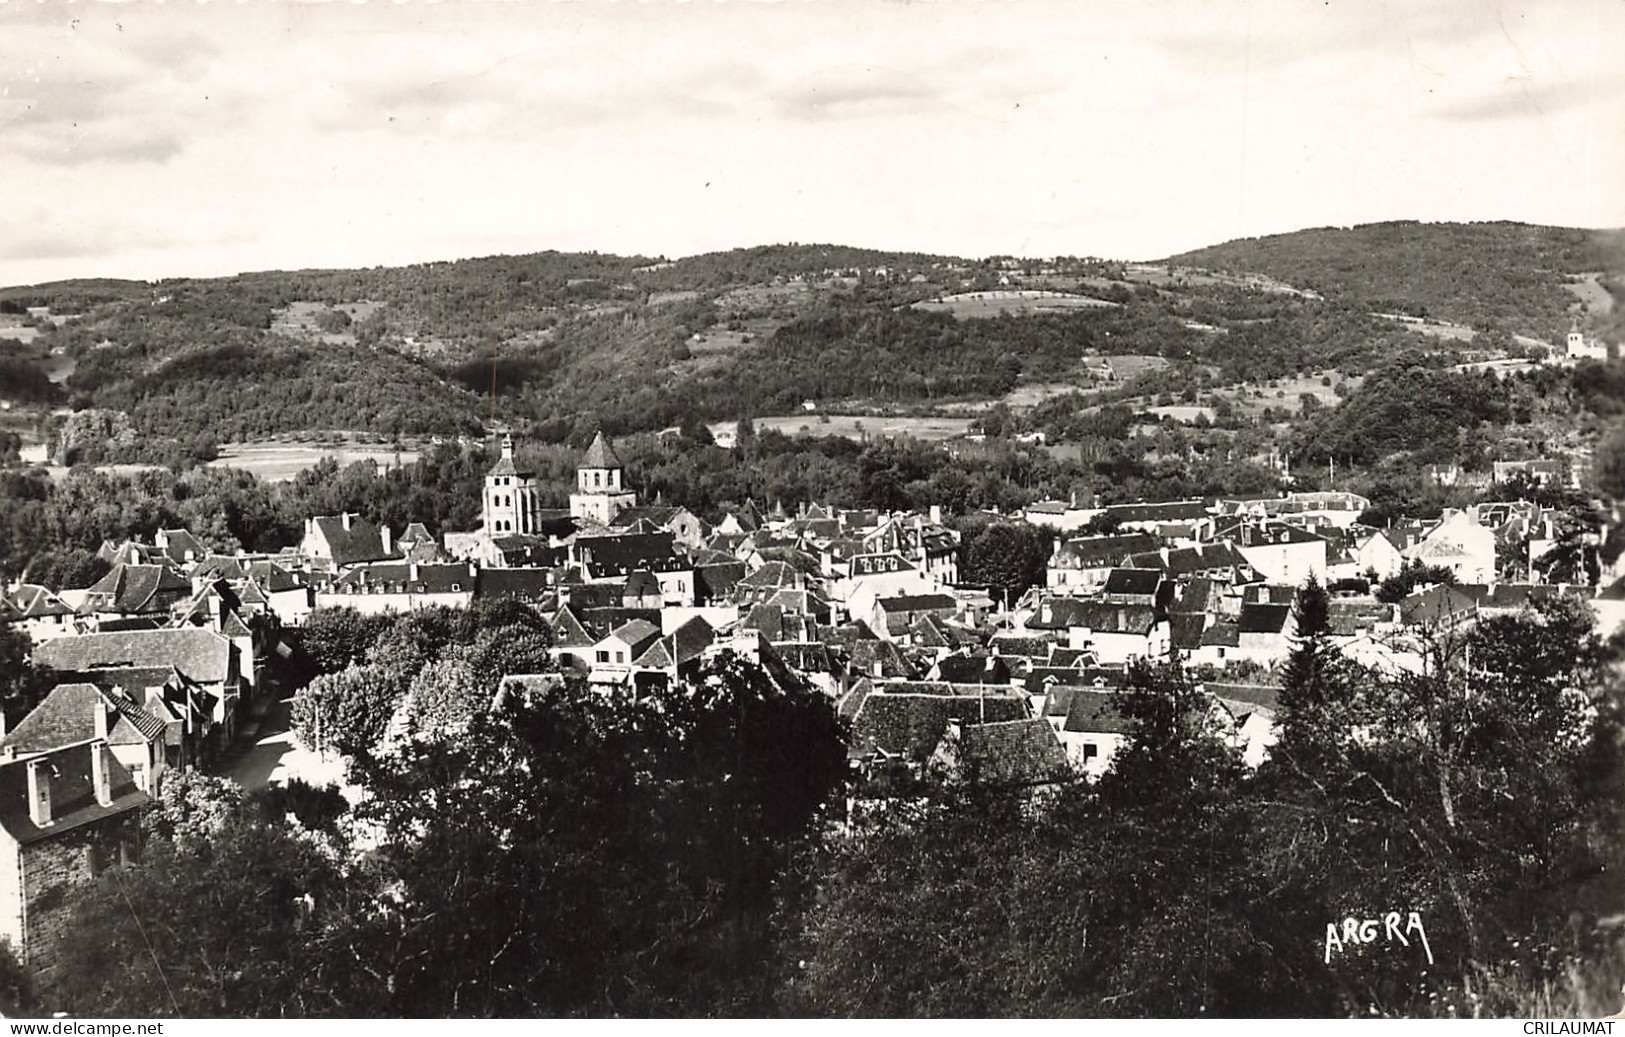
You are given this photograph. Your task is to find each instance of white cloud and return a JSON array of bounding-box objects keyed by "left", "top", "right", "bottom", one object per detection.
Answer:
[{"left": 0, "top": 0, "right": 1620, "bottom": 286}]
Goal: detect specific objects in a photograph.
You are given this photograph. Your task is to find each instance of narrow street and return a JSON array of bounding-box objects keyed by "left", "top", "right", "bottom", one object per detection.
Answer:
[{"left": 220, "top": 686, "right": 344, "bottom": 792}]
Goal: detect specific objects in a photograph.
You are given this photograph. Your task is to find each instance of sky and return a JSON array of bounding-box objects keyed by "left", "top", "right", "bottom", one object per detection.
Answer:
[{"left": 1, "top": 0, "right": 1622, "bottom": 287}]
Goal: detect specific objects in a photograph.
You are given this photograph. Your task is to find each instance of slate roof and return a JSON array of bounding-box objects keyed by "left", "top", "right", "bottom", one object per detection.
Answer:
[
  {"left": 624, "top": 570, "right": 662, "bottom": 600},
  {"left": 605, "top": 618, "right": 661, "bottom": 651},
  {"left": 34, "top": 629, "right": 235, "bottom": 685},
  {"left": 0, "top": 742, "right": 148, "bottom": 846},
  {"left": 1400, "top": 585, "right": 1480, "bottom": 626},
  {"left": 1227, "top": 521, "right": 1327, "bottom": 547}
]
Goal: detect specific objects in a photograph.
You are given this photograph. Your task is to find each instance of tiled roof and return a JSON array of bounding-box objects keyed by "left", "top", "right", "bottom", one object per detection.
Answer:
[
  {"left": 1061, "top": 689, "right": 1131, "bottom": 734},
  {"left": 1201, "top": 682, "right": 1281, "bottom": 710},
  {"left": 6, "top": 584, "right": 74, "bottom": 619},
  {"left": 1103, "top": 499, "right": 1210, "bottom": 523},
  {"left": 1053, "top": 533, "right": 1158, "bottom": 568},
  {"left": 1029, "top": 599, "right": 1159, "bottom": 634},
  {"left": 82, "top": 563, "right": 191, "bottom": 615},
  {"left": 931, "top": 654, "right": 1011, "bottom": 685},
  {"left": 329, "top": 562, "right": 474, "bottom": 594},
  {"left": 0, "top": 742, "right": 148, "bottom": 845},
  {"left": 1168, "top": 612, "right": 1209, "bottom": 649},
  {"left": 849, "top": 690, "right": 1029, "bottom": 761},
  {"left": 1103, "top": 568, "right": 1163, "bottom": 596},
  {"left": 877, "top": 593, "right": 957, "bottom": 613},
  {"left": 35, "top": 629, "right": 235, "bottom": 685},
  {"left": 551, "top": 605, "right": 598, "bottom": 648},
  {"left": 581, "top": 431, "right": 622, "bottom": 469},
  {"left": 309, "top": 514, "right": 391, "bottom": 566},
  {"left": 934, "top": 718, "right": 1071, "bottom": 786},
  {"left": 1238, "top": 602, "right": 1293, "bottom": 635}
]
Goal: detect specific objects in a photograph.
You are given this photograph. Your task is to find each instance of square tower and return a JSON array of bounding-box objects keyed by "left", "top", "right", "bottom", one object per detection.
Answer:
[{"left": 569, "top": 431, "right": 637, "bottom": 525}]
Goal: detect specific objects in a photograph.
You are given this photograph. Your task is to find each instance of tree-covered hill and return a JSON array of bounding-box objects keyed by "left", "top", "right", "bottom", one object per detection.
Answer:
[
  {"left": 1166, "top": 221, "right": 1625, "bottom": 340},
  {"left": 6, "top": 222, "right": 1620, "bottom": 453}
]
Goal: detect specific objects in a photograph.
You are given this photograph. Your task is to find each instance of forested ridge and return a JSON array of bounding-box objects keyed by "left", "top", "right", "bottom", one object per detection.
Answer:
[{"left": 2, "top": 220, "right": 1618, "bottom": 454}]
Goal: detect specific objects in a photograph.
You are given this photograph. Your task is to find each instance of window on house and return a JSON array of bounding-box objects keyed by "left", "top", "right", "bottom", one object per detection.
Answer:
[
  {"left": 1082, "top": 743, "right": 1099, "bottom": 760},
  {"left": 596, "top": 650, "right": 610, "bottom": 664},
  {"left": 594, "top": 472, "right": 602, "bottom": 488},
  {"left": 615, "top": 651, "right": 625, "bottom": 663}
]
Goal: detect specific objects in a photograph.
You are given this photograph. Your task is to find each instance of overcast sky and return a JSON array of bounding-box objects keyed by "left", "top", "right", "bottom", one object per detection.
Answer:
[{"left": 1, "top": 0, "right": 1620, "bottom": 286}]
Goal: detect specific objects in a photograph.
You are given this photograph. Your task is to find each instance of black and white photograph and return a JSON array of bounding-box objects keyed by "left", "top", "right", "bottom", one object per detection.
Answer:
[{"left": 0, "top": 0, "right": 1623, "bottom": 1021}]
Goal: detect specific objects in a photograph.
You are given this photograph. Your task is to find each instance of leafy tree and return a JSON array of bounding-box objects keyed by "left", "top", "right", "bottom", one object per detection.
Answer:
[
  {"left": 295, "top": 608, "right": 397, "bottom": 676},
  {"left": 56, "top": 813, "right": 358, "bottom": 1017},
  {"left": 1593, "top": 421, "right": 1625, "bottom": 501},
  {"left": 291, "top": 662, "right": 407, "bottom": 757},
  {"left": 960, "top": 522, "right": 1050, "bottom": 606},
  {"left": 0, "top": 627, "right": 53, "bottom": 732},
  {"left": 1375, "top": 559, "right": 1457, "bottom": 604}
]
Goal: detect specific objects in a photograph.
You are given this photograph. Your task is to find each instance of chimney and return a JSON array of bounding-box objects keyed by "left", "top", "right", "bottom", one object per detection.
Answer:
[
  {"left": 26, "top": 758, "right": 52, "bottom": 826},
  {"left": 930, "top": 505, "right": 942, "bottom": 525},
  {"left": 92, "top": 745, "right": 113, "bottom": 807},
  {"left": 872, "top": 659, "right": 884, "bottom": 678},
  {"left": 341, "top": 512, "right": 353, "bottom": 531},
  {"left": 408, "top": 562, "right": 420, "bottom": 583},
  {"left": 381, "top": 524, "right": 393, "bottom": 556},
  {"left": 94, "top": 700, "right": 109, "bottom": 740}
]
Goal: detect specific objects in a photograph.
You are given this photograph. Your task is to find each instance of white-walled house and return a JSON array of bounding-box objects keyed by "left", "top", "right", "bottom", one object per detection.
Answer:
[
  {"left": 1231, "top": 523, "right": 1328, "bottom": 587},
  {"left": 1410, "top": 510, "right": 1496, "bottom": 584}
]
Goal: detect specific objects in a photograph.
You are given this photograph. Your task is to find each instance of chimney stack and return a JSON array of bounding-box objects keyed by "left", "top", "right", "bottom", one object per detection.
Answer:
[
  {"left": 92, "top": 745, "right": 113, "bottom": 807},
  {"left": 26, "top": 758, "right": 52, "bottom": 827},
  {"left": 94, "top": 700, "right": 109, "bottom": 741},
  {"left": 341, "top": 512, "right": 353, "bottom": 531},
  {"left": 381, "top": 524, "right": 393, "bottom": 556}
]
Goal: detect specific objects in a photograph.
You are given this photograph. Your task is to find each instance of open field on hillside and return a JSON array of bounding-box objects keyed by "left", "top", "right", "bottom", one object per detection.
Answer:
[
  {"left": 1565, "top": 272, "right": 1616, "bottom": 315},
  {"left": 0, "top": 318, "right": 39, "bottom": 343},
  {"left": 269, "top": 300, "right": 385, "bottom": 345},
  {"left": 912, "top": 290, "right": 1119, "bottom": 319},
  {"left": 1218, "top": 370, "right": 1362, "bottom": 416},
  {"left": 1372, "top": 311, "right": 1555, "bottom": 354},
  {"left": 208, "top": 440, "right": 421, "bottom": 482}
]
